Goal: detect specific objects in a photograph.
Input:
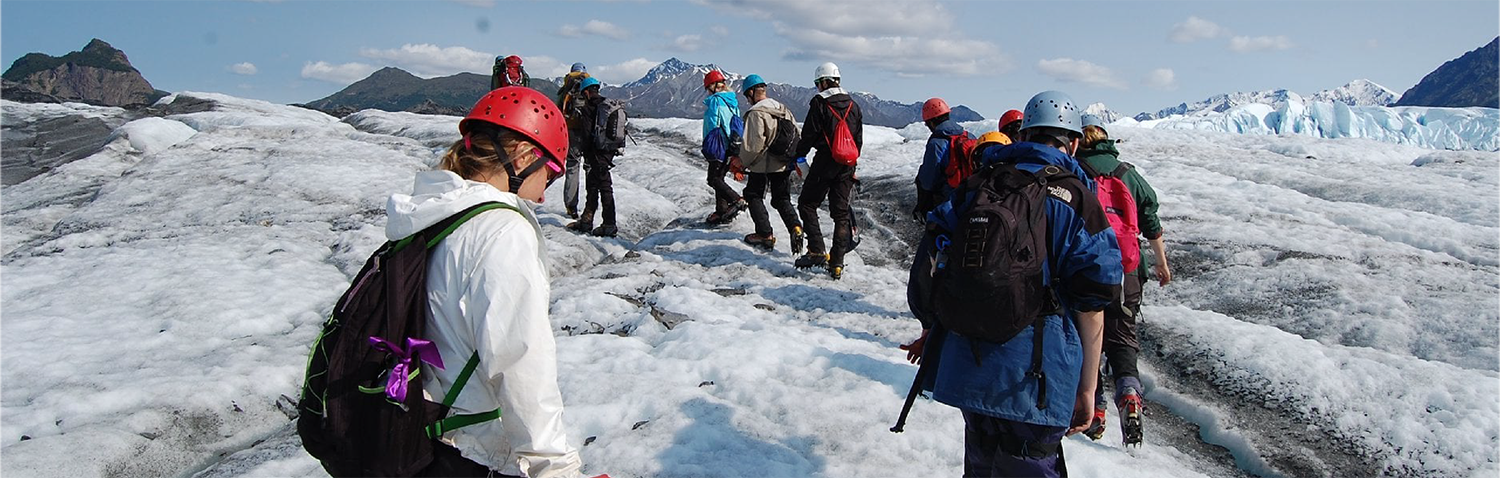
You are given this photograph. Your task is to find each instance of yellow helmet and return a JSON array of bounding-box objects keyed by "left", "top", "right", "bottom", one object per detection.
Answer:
[{"left": 977, "top": 131, "right": 1012, "bottom": 148}]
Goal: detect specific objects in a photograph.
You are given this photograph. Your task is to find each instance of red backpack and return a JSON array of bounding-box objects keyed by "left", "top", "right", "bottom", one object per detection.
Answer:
[
  {"left": 943, "top": 132, "right": 978, "bottom": 189},
  {"left": 826, "top": 103, "right": 859, "bottom": 165},
  {"left": 1082, "top": 162, "right": 1141, "bottom": 271}
]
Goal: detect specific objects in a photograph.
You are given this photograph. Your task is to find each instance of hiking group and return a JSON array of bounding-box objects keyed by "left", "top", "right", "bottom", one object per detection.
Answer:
[{"left": 297, "top": 55, "right": 1172, "bottom": 478}]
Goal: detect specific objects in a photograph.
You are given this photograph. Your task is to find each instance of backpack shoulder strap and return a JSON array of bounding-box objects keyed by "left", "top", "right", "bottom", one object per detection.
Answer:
[
  {"left": 1076, "top": 157, "right": 1104, "bottom": 179},
  {"left": 1110, "top": 162, "right": 1133, "bottom": 177},
  {"left": 392, "top": 202, "right": 520, "bottom": 253}
]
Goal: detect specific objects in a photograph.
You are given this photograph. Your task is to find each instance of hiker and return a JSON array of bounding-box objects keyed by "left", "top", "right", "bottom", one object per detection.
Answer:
[
  {"left": 491, "top": 55, "right": 529, "bottom": 89},
  {"left": 1076, "top": 113, "right": 1172, "bottom": 446},
  {"left": 555, "top": 62, "right": 592, "bottom": 219},
  {"left": 735, "top": 74, "right": 805, "bottom": 252},
  {"left": 565, "top": 77, "right": 624, "bottom": 237},
  {"left": 792, "top": 62, "right": 863, "bottom": 279},
  {"left": 998, "top": 109, "right": 1024, "bottom": 142},
  {"left": 386, "top": 86, "right": 584, "bottom": 477},
  {"left": 902, "top": 91, "right": 1122, "bottom": 477},
  {"left": 913, "top": 97, "right": 972, "bottom": 223},
  {"left": 701, "top": 69, "right": 748, "bottom": 224}
]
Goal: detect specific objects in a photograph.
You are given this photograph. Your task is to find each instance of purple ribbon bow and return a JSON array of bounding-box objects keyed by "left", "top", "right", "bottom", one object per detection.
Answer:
[{"left": 368, "top": 336, "right": 445, "bottom": 402}]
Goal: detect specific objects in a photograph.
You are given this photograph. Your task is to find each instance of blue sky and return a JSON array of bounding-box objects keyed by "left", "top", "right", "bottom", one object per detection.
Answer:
[{"left": 3, "top": 0, "right": 1496, "bottom": 118}]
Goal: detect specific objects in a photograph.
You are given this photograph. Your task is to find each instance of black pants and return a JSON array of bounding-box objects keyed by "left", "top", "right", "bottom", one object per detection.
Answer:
[
  {"left": 1097, "top": 270, "right": 1144, "bottom": 405},
  {"left": 743, "top": 170, "right": 801, "bottom": 236},
  {"left": 962, "top": 411, "right": 1068, "bottom": 478},
  {"left": 581, "top": 156, "right": 616, "bottom": 227},
  {"left": 563, "top": 134, "right": 584, "bottom": 212},
  {"left": 707, "top": 160, "right": 742, "bottom": 214},
  {"left": 797, "top": 172, "right": 854, "bottom": 266},
  {"left": 415, "top": 442, "right": 521, "bottom": 478}
]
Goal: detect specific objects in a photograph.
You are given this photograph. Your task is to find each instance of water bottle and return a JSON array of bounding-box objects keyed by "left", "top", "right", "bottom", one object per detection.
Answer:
[{"left": 794, "top": 156, "right": 809, "bottom": 178}]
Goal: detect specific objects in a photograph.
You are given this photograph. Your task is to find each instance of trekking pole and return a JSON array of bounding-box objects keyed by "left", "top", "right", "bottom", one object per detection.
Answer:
[{"left": 891, "top": 323, "right": 943, "bottom": 433}]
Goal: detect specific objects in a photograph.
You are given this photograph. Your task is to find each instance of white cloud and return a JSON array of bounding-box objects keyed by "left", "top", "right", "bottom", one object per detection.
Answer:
[
  {"left": 666, "top": 34, "right": 703, "bottom": 53},
  {"left": 693, "top": 0, "right": 1007, "bottom": 78},
  {"left": 1035, "top": 58, "right": 1127, "bottom": 90},
  {"left": 227, "top": 62, "right": 258, "bottom": 75},
  {"left": 1229, "top": 35, "right": 1294, "bottom": 53},
  {"left": 358, "top": 44, "right": 493, "bottom": 77},
  {"left": 1170, "top": 16, "right": 1226, "bottom": 43},
  {"left": 300, "top": 61, "right": 377, "bottom": 84},
  {"left": 557, "top": 20, "right": 631, "bottom": 40},
  {"left": 709, "top": 25, "right": 729, "bottom": 37},
  {"left": 590, "top": 58, "right": 660, "bottom": 84},
  {"left": 1143, "top": 68, "right": 1178, "bottom": 91}
]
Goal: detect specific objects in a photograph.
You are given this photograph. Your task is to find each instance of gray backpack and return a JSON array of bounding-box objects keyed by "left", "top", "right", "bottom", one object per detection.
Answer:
[{"left": 594, "top": 98, "right": 628, "bottom": 155}]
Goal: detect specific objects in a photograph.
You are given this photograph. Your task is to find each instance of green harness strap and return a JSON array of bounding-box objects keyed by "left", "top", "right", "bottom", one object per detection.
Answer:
[{"left": 425, "top": 351, "right": 502, "bottom": 438}]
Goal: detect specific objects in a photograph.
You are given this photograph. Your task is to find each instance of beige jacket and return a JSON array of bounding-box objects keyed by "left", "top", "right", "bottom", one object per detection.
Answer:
[{"left": 740, "top": 97, "right": 798, "bottom": 174}]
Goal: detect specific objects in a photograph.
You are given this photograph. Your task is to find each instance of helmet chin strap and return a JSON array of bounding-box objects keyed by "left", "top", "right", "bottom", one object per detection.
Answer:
[{"left": 482, "top": 129, "right": 548, "bottom": 194}]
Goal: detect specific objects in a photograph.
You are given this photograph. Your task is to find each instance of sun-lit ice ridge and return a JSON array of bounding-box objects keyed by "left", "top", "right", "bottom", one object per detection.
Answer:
[{"left": 1116, "top": 92, "right": 1500, "bottom": 151}]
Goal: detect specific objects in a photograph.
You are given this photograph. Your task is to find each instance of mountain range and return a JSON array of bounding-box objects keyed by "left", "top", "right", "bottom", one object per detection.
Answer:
[
  {"left": 1116, "top": 79, "right": 1400, "bottom": 122},
  {"left": 300, "top": 57, "right": 982, "bottom": 128}
]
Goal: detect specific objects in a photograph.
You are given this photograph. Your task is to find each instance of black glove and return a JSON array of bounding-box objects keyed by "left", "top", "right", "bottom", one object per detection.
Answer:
[{"left": 912, "top": 189, "right": 936, "bottom": 223}]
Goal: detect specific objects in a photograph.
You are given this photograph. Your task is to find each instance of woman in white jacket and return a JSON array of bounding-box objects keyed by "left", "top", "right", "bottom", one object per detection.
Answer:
[{"left": 385, "top": 87, "right": 585, "bottom": 478}]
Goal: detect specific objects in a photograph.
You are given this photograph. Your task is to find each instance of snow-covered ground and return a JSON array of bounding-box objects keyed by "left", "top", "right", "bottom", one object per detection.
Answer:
[{"left": 2, "top": 94, "right": 1496, "bottom": 478}]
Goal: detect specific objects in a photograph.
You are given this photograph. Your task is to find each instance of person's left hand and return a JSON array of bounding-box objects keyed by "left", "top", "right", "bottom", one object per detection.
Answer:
[{"left": 897, "top": 329, "right": 930, "bottom": 364}]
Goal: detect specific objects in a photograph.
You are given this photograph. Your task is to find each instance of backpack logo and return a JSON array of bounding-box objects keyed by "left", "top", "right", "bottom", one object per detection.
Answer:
[{"left": 826, "top": 103, "right": 859, "bottom": 166}]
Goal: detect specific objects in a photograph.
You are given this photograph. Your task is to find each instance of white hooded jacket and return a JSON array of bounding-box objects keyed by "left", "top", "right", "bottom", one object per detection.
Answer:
[{"left": 386, "top": 170, "right": 582, "bottom": 478}]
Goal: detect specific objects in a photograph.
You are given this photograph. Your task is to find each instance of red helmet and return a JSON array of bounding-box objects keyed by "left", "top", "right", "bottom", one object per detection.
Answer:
[
  {"left": 703, "top": 69, "right": 727, "bottom": 89},
  {"left": 999, "top": 109, "right": 1024, "bottom": 131},
  {"left": 459, "top": 86, "right": 569, "bottom": 164},
  {"left": 922, "top": 97, "right": 951, "bottom": 121}
]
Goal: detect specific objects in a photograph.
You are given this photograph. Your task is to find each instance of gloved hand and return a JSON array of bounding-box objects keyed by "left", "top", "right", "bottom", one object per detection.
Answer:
[
  {"left": 729, "top": 156, "right": 746, "bottom": 182},
  {"left": 912, "top": 189, "right": 936, "bottom": 224},
  {"left": 897, "top": 329, "right": 930, "bottom": 364}
]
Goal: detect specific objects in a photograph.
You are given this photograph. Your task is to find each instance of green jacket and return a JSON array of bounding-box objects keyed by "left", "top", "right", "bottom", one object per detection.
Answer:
[{"left": 1077, "top": 140, "right": 1163, "bottom": 240}]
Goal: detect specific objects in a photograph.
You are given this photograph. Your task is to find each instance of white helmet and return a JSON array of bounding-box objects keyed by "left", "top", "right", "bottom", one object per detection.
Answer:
[{"left": 814, "top": 62, "right": 841, "bottom": 82}]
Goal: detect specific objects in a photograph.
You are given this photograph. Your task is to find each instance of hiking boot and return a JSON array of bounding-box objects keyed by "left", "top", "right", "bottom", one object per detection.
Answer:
[
  {"left": 1084, "top": 407, "right": 1107, "bottom": 441},
  {"left": 723, "top": 200, "right": 748, "bottom": 222},
  {"left": 829, "top": 265, "right": 844, "bottom": 280},
  {"left": 790, "top": 226, "right": 805, "bottom": 254},
  {"left": 1120, "top": 390, "right": 1144, "bottom": 447},
  {"left": 591, "top": 225, "right": 618, "bottom": 237},
  {"left": 566, "top": 220, "right": 592, "bottom": 233},
  {"left": 794, "top": 253, "right": 828, "bottom": 269},
  {"left": 744, "top": 233, "right": 776, "bottom": 251},
  {"left": 566, "top": 207, "right": 579, "bottom": 219},
  {"left": 705, "top": 211, "right": 725, "bottom": 225}
]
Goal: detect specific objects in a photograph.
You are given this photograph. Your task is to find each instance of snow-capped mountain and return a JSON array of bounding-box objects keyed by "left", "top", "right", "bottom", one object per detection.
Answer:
[
  {"left": 1134, "top": 79, "right": 1398, "bottom": 121},
  {"left": 1308, "top": 79, "right": 1398, "bottom": 107},
  {"left": 1084, "top": 102, "right": 1124, "bottom": 123}
]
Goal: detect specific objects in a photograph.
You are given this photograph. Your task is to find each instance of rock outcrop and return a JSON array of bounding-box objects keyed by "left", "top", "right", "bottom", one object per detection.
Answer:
[{"left": 2, "top": 39, "right": 168, "bottom": 108}]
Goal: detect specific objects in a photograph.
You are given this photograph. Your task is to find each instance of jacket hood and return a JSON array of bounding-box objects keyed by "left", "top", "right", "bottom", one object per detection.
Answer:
[
  {"left": 1081, "top": 139, "right": 1119, "bottom": 157},
  {"left": 385, "top": 170, "right": 538, "bottom": 241},
  {"left": 932, "top": 120, "right": 965, "bottom": 137},
  {"left": 981, "top": 142, "right": 1094, "bottom": 189},
  {"left": 748, "top": 97, "right": 793, "bottom": 118},
  {"left": 703, "top": 91, "right": 739, "bottom": 109}
]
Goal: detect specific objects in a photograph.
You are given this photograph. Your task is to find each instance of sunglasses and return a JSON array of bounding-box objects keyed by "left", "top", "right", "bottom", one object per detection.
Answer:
[{"left": 537, "top": 149, "right": 565, "bottom": 187}]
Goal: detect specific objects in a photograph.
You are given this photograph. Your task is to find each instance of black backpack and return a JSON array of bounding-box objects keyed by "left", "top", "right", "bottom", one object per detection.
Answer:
[
  {"left": 298, "top": 202, "right": 515, "bottom": 477},
  {"left": 766, "top": 114, "right": 800, "bottom": 159},
  {"left": 932, "top": 163, "right": 1081, "bottom": 344},
  {"left": 594, "top": 98, "right": 628, "bottom": 155}
]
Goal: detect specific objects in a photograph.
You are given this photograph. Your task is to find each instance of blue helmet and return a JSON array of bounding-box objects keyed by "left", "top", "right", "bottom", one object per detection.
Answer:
[
  {"left": 570, "top": 62, "right": 587, "bottom": 73},
  {"left": 741, "top": 74, "right": 767, "bottom": 94},
  {"left": 579, "top": 76, "right": 602, "bottom": 90},
  {"left": 1021, "top": 90, "right": 1082, "bottom": 135}
]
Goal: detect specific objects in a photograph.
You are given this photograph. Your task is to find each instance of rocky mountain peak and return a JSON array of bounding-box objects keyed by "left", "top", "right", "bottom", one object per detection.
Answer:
[{"left": 1, "top": 38, "right": 166, "bottom": 108}]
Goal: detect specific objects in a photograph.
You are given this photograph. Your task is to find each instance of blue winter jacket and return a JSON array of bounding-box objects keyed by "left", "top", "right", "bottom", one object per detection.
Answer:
[
  {"left": 924, "top": 142, "right": 1124, "bottom": 427},
  {"left": 702, "top": 91, "right": 741, "bottom": 142},
  {"left": 916, "top": 120, "right": 966, "bottom": 195}
]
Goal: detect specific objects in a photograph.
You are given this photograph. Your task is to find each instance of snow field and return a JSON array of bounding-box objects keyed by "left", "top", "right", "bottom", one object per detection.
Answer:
[{"left": 1, "top": 95, "right": 1495, "bottom": 478}]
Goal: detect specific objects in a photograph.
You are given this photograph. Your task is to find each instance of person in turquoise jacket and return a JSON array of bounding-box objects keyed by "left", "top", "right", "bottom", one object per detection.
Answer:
[
  {"left": 905, "top": 91, "right": 1121, "bottom": 478},
  {"left": 700, "top": 69, "right": 747, "bottom": 224}
]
